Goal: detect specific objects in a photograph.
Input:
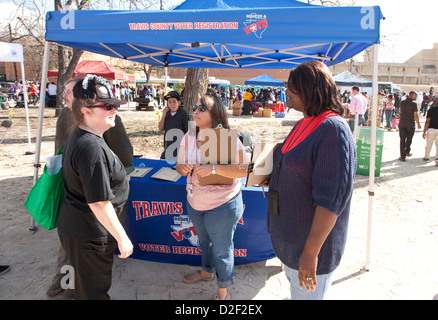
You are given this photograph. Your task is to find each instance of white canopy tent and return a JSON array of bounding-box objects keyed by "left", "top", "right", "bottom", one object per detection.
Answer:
[{"left": 0, "top": 42, "right": 33, "bottom": 155}]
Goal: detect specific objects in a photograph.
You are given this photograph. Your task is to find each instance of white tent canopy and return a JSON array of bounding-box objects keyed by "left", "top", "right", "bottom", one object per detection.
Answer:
[{"left": 0, "top": 41, "right": 33, "bottom": 155}]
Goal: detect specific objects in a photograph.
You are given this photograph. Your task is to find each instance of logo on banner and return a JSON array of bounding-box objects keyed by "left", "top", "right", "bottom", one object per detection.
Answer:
[
  {"left": 243, "top": 13, "right": 268, "bottom": 38},
  {"left": 171, "top": 215, "right": 199, "bottom": 247}
]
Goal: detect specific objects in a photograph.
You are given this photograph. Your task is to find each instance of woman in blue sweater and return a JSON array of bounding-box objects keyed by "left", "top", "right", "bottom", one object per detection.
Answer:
[{"left": 268, "top": 61, "right": 356, "bottom": 300}]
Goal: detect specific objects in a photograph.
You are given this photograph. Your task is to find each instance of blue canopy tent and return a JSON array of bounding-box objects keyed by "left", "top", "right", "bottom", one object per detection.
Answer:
[
  {"left": 42, "top": 1, "right": 383, "bottom": 69},
  {"left": 33, "top": 0, "right": 383, "bottom": 270},
  {"left": 333, "top": 70, "right": 372, "bottom": 87},
  {"left": 244, "top": 74, "right": 284, "bottom": 87}
]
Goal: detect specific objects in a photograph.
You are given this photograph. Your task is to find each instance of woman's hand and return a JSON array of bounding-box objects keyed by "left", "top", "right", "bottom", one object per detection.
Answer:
[
  {"left": 89, "top": 201, "right": 134, "bottom": 259},
  {"left": 176, "top": 163, "right": 194, "bottom": 176},
  {"left": 257, "top": 178, "right": 270, "bottom": 188},
  {"left": 298, "top": 251, "right": 318, "bottom": 292},
  {"left": 117, "top": 235, "right": 134, "bottom": 259},
  {"left": 298, "top": 205, "right": 338, "bottom": 292},
  {"left": 193, "top": 164, "right": 213, "bottom": 178}
]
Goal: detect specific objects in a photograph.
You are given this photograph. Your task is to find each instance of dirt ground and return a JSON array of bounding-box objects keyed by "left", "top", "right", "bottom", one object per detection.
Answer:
[{"left": 0, "top": 105, "right": 437, "bottom": 300}]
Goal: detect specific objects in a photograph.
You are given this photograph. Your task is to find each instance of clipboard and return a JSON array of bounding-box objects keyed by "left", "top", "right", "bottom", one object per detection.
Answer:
[
  {"left": 198, "top": 128, "right": 238, "bottom": 185},
  {"left": 129, "top": 167, "right": 152, "bottom": 178},
  {"left": 245, "top": 143, "right": 281, "bottom": 187},
  {"left": 151, "top": 167, "right": 182, "bottom": 182}
]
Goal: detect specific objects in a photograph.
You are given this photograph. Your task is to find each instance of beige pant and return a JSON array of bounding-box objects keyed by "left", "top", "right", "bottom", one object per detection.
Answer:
[{"left": 425, "top": 128, "right": 438, "bottom": 159}]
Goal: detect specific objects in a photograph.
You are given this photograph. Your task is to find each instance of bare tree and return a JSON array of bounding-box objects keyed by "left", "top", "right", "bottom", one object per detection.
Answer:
[{"left": 184, "top": 68, "right": 209, "bottom": 114}]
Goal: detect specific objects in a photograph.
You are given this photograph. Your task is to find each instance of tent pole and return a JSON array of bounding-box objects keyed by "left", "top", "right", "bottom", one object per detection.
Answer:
[
  {"left": 29, "top": 41, "right": 50, "bottom": 233},
  {"left": 353, "top": 111, "right": 359, "bottom": 142},
  {"left": 363, "top": 43, "right": 378, "bottom": 271},
  {"left": 164, "top": 67, "right": 168, "bottom": 106},
  {"left": 20, "top": 62, "right": 34, "bottom": 155}
]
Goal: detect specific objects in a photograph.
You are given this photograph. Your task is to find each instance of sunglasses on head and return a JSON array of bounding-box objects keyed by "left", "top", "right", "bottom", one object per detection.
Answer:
[
  {"left": 86, "top": 103, "right": 119, "bottom": 111},
  {"left": 192, "top": 104, "right": 208, "bottom": 112}
]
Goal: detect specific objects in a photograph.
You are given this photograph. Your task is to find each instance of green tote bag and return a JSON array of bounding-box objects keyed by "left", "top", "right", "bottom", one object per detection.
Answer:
[{"left": 24, "top": 145, "right": 65, "bottom": 230}]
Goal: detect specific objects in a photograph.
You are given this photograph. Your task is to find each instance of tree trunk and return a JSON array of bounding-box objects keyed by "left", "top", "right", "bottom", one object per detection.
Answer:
[
  {"left": 183, "top": 68, "right": 209, "bottom": 115},
  {"left": 53, "top": 0, "right": 86, "bottom": 116},
  {"left": 54, "top": 47, "right": 83, "bottom": 116}
]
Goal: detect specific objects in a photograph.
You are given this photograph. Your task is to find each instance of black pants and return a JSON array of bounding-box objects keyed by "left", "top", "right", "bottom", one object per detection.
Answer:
[
  {"left": 399, "top": 127, "right": 415, "bottom": 159},
  {"left": 243, "top": 100, "right": 251, "bottom": 115},
  {"left": 58, "top": 229, "right": 117, "bottom": 300}
]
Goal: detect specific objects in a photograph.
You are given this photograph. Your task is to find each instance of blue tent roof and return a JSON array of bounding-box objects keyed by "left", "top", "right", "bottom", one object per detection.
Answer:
[
  {"left": 44, "top": 0, "right": 383, "bottom": 69},
  {"left": 175, "top": 0, "right": 315, "bottom": 10},
  {"left": 244, "top": 74, "right": 284, "bottom": 86}
]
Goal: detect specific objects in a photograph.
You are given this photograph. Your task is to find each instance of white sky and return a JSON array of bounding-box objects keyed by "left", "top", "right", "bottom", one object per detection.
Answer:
[
  {"left": 1, "top": 0, "right": 436, "bottom": 63},
  {"left": 354, "top": 0, "right": 437, "bottom": 62}
]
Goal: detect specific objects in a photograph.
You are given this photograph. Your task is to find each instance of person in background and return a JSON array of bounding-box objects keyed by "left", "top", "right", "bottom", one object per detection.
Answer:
[
  {"left": 394, "top": 91, "right": 401, "bottom": 115},
  {"left": 47, "top": 81, "right": 57, "bottom": 108},
  {"left": 242, "top": 88, "right": 253, "bottom": 115},
  {"left": 398, "top": 91, "right": 421, "bottom": 162},
  {"left": 383, "top": 94, "right": 395, "bottom": 131},
  {"left": 347, "top": 85, "right": 367, "bottom": 132},
  {"left": 422, "top": 97, "right": 438, "bottom": 165},
  {"left": 176, "top": 88, "right": 248, "bottom": 300},
  {"left": 267, "top": 61, "right": 356, "bottom": 300},
  {"left": 30, "top": 83, "right": 39, "bottom": 105},
  {"left": 158, "top": 90, "right": 189, "bottom": 161}
]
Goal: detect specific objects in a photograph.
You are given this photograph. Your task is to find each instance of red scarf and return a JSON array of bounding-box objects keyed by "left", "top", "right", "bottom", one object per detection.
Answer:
[{"left": 281, "top": 110, "right": 340, "bottom": 154}]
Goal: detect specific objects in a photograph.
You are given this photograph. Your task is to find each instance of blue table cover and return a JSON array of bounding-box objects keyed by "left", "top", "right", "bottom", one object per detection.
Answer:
[{"left": 124, "top": 158, "right": 275, "bottom": 265}]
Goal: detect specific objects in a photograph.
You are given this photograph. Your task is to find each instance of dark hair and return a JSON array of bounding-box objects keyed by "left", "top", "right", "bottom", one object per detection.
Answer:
[
  {"left": 287, "top": 61, "right": 344, "bottom": 117},
  {"left": 71, "top": 78, "right": 98, "bottom": 122},
  {"left": 199, "top": 88, "right": 230, "bottom": 129},
  {"left": 352, "top": 86, "right": 360, "bottom": 92}
]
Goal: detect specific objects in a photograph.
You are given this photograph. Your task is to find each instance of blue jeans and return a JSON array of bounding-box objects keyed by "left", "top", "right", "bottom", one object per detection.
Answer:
[
  {"left": 384, "top": 110, "right": 393, "bottom": 128},
  {"left": 186, "top": 193, "right": 243, "bottom": 288},
  {"left": 284, "top": 265, "right": 334, "bottom": 300},
  {"left": 348, "top": 114, "right": 365, "bottom": 132}
]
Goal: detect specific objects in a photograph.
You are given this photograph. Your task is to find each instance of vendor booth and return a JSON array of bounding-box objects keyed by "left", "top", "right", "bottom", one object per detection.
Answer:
[
  {"left": 32, "top": 0, "right": 383, "bottom": 268},
  {"left": 244, "top": 74, "right": 284, "bottom": 87},
  {"left": 46, "top": 60, "right": 135, "bottom": 81},
  {"left": 126, "top": 159, "right": 274, "bottom": 265}
]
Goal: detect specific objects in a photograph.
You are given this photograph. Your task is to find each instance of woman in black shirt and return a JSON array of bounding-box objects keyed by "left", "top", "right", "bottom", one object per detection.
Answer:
[{"left": 57, "top": 75, "right": 133, "bottom": 299}]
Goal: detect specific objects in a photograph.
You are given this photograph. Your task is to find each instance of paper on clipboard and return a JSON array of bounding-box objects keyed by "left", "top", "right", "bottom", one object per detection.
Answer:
[
  {"left": 151, "top": 167, "right": 182, "bottom": 182},
  {"left": 129, "top": 167, "right": 152, "bottom": 178},
  {"left": 245, "top": 143, "right": 281, "bottom": 187}
]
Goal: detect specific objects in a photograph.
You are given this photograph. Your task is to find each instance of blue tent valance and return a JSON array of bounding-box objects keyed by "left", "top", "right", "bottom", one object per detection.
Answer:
[{"left": 45, "top": 0, "right": 383, "bottom": 69}]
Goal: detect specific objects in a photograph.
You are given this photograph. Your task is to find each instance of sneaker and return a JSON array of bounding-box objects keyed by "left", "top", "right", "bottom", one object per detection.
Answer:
[
  {"left": 183, "top": 271, "right": 215, "bottom": 284},
  {"left": 214, "top": 291, "right": 231, "bottom": 300},
  {"left": 399, "top": 157, "right": 406, "bottom": 162},
  {"left": 0, "top": 265, "right": 10, "bottom": 275}
]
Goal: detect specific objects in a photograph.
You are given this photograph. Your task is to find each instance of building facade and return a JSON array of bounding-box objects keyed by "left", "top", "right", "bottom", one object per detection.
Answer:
[{"left": 329, "top": 43, "right": 438, "bottom": 86}]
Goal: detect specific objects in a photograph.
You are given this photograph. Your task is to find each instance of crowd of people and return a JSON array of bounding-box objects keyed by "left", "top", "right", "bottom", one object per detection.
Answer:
[
  {"left": 230, "top": 87, "right": 285, "bottom": 115},
  {"left": 341, "top": 85, "right": 438, "bottom": 165}
]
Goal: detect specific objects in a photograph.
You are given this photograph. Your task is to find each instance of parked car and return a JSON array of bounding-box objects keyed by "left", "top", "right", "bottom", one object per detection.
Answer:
[{"left": 0, "top": 81, "right": 14, "bottom": 95}]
